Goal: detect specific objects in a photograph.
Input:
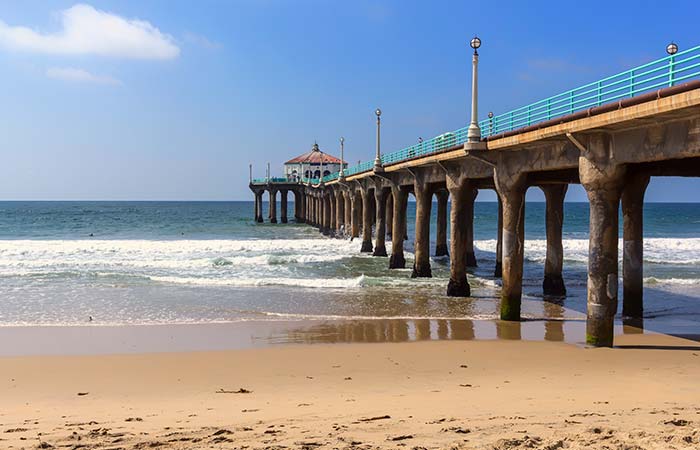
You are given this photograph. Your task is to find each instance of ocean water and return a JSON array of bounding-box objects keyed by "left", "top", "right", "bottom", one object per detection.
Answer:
[{"left": 0, "top": 201, "right": 698, "bottom": 340}]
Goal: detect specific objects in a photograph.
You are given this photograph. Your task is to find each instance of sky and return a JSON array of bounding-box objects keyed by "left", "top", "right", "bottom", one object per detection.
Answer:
[{"left": 0, "top": 0, "right": 698, "bottom": 201}]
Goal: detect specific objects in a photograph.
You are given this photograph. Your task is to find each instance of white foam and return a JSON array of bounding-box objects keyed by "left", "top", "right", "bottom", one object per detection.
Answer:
[
  {"left": 475, "top": 237, "right": 700, "bottom": 265},
  {"left": 149, "top": 274, "right": 367, "bottom": 289}
]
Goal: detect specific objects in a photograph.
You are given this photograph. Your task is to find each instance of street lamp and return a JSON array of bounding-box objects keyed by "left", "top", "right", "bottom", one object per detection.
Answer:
[
  {"left": 666, "top": 42, "right": 678, "bottom": 55},
  {"left": 374, "top": 108, "right": 384, "bottom": 173},
  {"left": 266, "top": 162, "right": 270, "bottom": 182},
  {"left": 466, "top": 35, "right": 485, "bottom": 148},
  {"left": 249, "top": 164, "right": 252, "bottom": 183},
  {"left": 487, "top": 111, "right": 494, "bottom": 137},
  {"left": 339, "top": 137, "right": 345, "bottom": 180}
]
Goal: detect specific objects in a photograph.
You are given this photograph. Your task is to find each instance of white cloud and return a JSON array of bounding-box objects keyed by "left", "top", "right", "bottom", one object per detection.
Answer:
[
  {"left": 0, "top": 4, "right": 179, "bottom": 60},
  {"left": 46, "top": 67, "right": 122, "bottom": 85}
]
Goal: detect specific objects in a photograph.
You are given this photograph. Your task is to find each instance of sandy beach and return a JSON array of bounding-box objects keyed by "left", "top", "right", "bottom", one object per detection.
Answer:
[{"left": 2, "top": 331, "right": 699, "bottom": 449}]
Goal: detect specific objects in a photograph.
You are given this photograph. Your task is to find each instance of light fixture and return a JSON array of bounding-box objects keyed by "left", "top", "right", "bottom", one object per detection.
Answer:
[{"left": 666, "top": 42, "right": 678, "bottom": 55}]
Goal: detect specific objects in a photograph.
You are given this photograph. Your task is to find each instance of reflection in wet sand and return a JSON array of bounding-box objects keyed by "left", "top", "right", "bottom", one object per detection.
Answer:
[
  {"left": 277, "top": 317, "right": 589, "bottom": 345},
  {"left": 543, "top": 299, "right": 565, "bottom": 341}
]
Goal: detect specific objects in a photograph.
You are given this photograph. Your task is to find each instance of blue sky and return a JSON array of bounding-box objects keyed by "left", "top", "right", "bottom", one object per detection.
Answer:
[{"left": 0, "top": 0, "right": 698, "bottom": 201}]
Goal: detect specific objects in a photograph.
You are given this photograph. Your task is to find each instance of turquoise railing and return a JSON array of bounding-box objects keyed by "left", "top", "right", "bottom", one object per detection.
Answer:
[
  {"left": 319, "top": 44, "right": 700, "bottom": 183},
  {"left": 251, "top": 177, "right": 291, "bottom": 184},
  {"left": 478, "top": 44, "right": 700, "bottom": 136}
]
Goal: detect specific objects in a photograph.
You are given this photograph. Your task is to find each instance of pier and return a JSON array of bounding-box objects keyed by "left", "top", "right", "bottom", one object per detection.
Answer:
[{"left": 250, "top": 43, "right": 700, "bottom": 347}]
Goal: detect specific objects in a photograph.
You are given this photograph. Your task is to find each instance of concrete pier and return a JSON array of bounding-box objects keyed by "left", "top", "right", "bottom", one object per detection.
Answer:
[
  {"left": 622, "top": 172, "right": 650, "bottom": 321},
  {"left": 249, "top": 82, "right": 700, "bottom": 347},
  {"left": 580, "top": 134, "right": 626, "bottom": 347},
  {"left": 389, "top": 187, "right": 407, "bottom": 269},
  {"left": 373, "top": 186, "right": 388, "bottom": 257},
  {"left": 541, "top": 184, "right": 567, "bottom": 296},
  {"left": 446, "top": 177, "right": 472, "bottom": 297},
  {"left": 360, "top": 188, "right": 373, "bottom": 252},
  {"left": 495, "top": 171, "right": 526, "bottom": 321},
  {"left": 412, "top": 177, "right": 432, "bottom": 278},
  {"left": 435, "top": 190, "right": 449, "bottom": 257}
]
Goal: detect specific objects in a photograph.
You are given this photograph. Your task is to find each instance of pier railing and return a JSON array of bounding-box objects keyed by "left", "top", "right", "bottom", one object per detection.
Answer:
[{"left": 319, "top": 44, "right": 700, "bottom": 183}]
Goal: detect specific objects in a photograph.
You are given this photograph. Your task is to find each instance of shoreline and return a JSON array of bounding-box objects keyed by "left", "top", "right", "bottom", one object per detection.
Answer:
[{"left": 1, "top": 335, "right": 699, "bottom": 449}]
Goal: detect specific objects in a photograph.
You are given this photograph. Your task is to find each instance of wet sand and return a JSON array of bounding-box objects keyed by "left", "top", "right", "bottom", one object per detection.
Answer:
[{"left": 1, "top": 331, "right": 700, "bottom": 449}]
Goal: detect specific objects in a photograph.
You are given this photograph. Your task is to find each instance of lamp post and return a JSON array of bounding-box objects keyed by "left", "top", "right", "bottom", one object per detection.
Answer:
[
  {"left": 667, "top": 42, "right": 679, "bottom": 87},
  {"left": 339, "top": 137, "right": 345, "bottom": 180},
  {"left": 373, "top": 108, "right": 384, "bottom": 173},
  {"left": 466, "top": 35, "right": 485, "bottom": 149},
  {"left": 249, "top": 164, "right": 252, "bottom": 183},
  {"left": 266, "top": 162, "right": 270, "bottom": 182},
  {"left": 487, "top": 111, "right": 494, "bottom": 137}
]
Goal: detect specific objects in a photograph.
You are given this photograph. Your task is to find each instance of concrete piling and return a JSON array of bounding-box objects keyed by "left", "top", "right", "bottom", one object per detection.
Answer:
[
  {"left": 579, "top": 135, "right": 626, "bottom": 347},
  {"left": 495, "top": 195, "right": 502, "bottom": 277},
  {"left": 280, "top": 190, "right": 288, "bottom": 224},
  {"left": 622, "top": 172, "right": 650, "bottom": 322},
  {"left": 412, "top": 181, "right": 432, "bottom": 278},
  {"left": 465, "top": 187, "right": 478, "bottom": 267},
  {"left": 373, "top": 187, "right": 388, "bottom": 256},
  {"left": 495, "top": 171, "right": 526, "bottom": 321},
  {"left": 360, "top": 188, "right": 374, "bottom": 252},
  {"left": 389, "top": 187, "right": 408, "bottom": 269},
  {"left": 541, "top": 184, "right": 567, "bottom": 296},
  {"left": 446, "top": 177, "right": 472, "bottom": 297},
  {"left": 269, "top": 189, "right": 278, "bottom": 224},
  {"left": 435, "top": 190, "right": 449, "bottom": 257}
]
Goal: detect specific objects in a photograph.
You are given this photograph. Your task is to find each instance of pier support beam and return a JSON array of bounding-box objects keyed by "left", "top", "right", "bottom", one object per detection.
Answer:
[
  {"left": 386, "top": 194, "right": 393, "bottom": 239},
  {"left": 389, "top": 187, "right": 408, "bottom": 269},
  {"left": 255, "top": 191, "right": 264, "bottom": 223},
  {"left": 494, "top": 171, "right": 526, "bottom": 321},
  {"left": 324, "top": 194, "right": 332, "bottom": 235},
  {"left": 360, "top": 188, "right": 374, "bottom": 252},
  {"left": 373, "top": 186, "right": 388, "bottom": 256},
  {"left": 280, "top": 190, "right": 288, "bottom": 224},
  {"left": 329, "top": 192, "right": 336, "bottom": 235},
  {"left": 269, "top": 189, "right": 278, "bottom": 224},
  {"left": 344, "top": 190, "right": 352, "bottom": 235},
  {"left": 446, "top": 177, "right": 473, "bottom": 297},
  {"left": 351, "top": 191, "right": 361, "bottom": 238},
  {"left": 580, "top": 134, "right": 626, "bottom": 347},
  {"left": 336, "top": 190, "right": 345, "bottom": 235},
  {"left": 622, "top": 172, "right": 650, "bottom": 322},
  {"left": 412, "top": 179, "right": 432, "bottom": 278},
  {"left": 542, "top": 184, "right": 567, "bottom": 296},
  {"left": 435, "top": 190, "right": 449, "bottom": 257},
  {"left": 495, "top": 195, "right": 503, "bottom": 277},
  {"left": 465, "top": 187, "right": 478, "bottom": 267}
]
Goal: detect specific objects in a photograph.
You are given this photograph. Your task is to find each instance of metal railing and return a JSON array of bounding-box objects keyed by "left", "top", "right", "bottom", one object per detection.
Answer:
[
  {"left": 251, "top": 177, "right": 291, "bottom": 184},
  {"left": 318, "top": 44, "right": 700, "bottom": 183},
  {"left": 478, "top": 45, "right": 700, "bottom": 136}
]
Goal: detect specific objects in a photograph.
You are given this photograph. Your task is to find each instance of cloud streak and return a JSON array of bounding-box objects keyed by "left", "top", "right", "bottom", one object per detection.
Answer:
[
  {"left": 0, "top": 3, "right": 179, "bottom": 60},
  {"left": 46, "top": 67, "right": 122, "bottom": 85}
]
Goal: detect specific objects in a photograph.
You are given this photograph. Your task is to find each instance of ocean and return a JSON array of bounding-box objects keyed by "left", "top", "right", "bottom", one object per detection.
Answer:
[{"left": 0, "top": 201, "right": 699, "bottom": 347}]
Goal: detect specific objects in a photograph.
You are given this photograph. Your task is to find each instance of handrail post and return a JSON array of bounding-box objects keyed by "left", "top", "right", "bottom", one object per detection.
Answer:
[{"left": 669, "top": 54, "right": 675, "bottom": 87}]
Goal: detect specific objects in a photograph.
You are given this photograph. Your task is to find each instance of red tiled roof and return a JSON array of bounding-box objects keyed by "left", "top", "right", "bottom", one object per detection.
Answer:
[{"left": 285, "top": 143, "right": 345, "bottom": 165}]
